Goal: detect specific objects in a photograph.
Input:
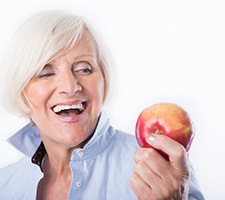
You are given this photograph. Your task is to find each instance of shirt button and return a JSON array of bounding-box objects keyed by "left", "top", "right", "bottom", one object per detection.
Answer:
[
  {"left": 76, "top": 181, "right": 82, "bottom": 188},
  {"left": 77, "top": 152, "right": 85, "bottom": 157}
]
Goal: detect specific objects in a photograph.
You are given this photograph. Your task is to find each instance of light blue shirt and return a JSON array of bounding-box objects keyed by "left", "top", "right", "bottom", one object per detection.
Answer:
[{"left": 0, "top": 111, "right": 204, "bottom": 199}]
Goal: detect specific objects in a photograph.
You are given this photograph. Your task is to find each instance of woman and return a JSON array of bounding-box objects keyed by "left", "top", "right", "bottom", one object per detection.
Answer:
[{"left": 0, "top": 10, "right": 204, "bottom": 199}]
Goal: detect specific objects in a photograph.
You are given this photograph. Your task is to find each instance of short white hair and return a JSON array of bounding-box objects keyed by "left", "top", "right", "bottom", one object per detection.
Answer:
[{"left": 0, "top": 10, "right": 114, "bottom": 117}]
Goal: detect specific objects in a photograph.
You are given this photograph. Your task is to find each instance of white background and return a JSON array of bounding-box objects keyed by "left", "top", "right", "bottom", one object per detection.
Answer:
[{"left": 0, "top": 0, "right": 224, "bottom": 199}]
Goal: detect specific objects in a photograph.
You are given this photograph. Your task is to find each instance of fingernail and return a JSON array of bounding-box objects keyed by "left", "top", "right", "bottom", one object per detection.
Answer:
[{"left": 147, "top": 134, "right": 155, "bottom": 142}]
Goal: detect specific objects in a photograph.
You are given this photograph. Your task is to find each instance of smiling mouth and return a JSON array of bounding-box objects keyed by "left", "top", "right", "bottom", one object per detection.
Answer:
[{"left": 52, "top": 102, "right": 86, "bottom": 115}]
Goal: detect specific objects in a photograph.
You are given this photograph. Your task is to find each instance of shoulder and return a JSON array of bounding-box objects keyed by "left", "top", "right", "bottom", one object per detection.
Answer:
[
  {"left": 114, "top": 129, "right": 138, "bottom": 146},
  {"left": 0, "top": 156, "right": 37, "bottom": 175},
  {"left": 108, "top": 128, "right": 139, "bottom": 157},
  {"left": 0, "top": 156, "right": 41, "bottom": 199}
]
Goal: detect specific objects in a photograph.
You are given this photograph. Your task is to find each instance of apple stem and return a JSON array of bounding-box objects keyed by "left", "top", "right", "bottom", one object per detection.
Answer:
[{"left": 155, "top": 129, "right": 162, "bottom": 135}]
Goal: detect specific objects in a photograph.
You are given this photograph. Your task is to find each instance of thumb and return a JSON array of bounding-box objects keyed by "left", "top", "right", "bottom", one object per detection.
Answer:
[{"left": 146, "top": 134, "right": 188, "bottom": 170}]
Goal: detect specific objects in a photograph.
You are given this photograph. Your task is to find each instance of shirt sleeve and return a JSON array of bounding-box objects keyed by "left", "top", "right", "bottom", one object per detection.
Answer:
[{"left": 188, "top": 162, "right": 205, "bottom": 200}]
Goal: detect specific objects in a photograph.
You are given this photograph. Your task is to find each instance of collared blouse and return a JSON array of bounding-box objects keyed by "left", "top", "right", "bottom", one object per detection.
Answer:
[{"left": 0, "top": 112, "right": 204, "bottom": 199}]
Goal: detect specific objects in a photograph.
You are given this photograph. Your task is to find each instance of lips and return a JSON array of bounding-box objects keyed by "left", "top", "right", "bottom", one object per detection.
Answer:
[{"left": 52, "top": 101, "right": 87, "bottom": 117}]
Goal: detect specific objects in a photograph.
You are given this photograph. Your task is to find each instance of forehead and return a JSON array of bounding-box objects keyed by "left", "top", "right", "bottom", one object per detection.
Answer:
[{"left": 77, "top": 31, "right": 98, "bottom": 55}]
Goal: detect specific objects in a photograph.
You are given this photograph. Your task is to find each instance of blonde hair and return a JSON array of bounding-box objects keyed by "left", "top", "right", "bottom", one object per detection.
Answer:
[{"left": 0, "top": 10, "right": 114, "bottom": 117}]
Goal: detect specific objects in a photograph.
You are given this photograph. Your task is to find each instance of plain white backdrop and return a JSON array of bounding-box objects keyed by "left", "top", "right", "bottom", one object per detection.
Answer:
[{"left": 0, "top": 0, "right": 224, "bottom": 199}]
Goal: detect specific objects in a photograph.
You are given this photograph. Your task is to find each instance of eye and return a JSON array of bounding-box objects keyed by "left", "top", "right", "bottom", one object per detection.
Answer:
[
  {"left": 38, "top": 65, "right": 55, "bottom": 78},
  {"left": 73, "top": 62, "right": 92, "bottom": 75},
  {"left": 39, "top": 73, "right": 54, "bottom": 78}
]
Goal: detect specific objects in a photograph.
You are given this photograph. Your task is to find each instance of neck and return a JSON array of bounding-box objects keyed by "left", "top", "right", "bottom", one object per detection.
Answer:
[
  {"left": 41, "top": 142, "right": 74, "bottom": 178},
  {"left": 39, "top": 130, "right": 94, "bottom": 177},
  {"left": 43, "top": 154, "right": 71, "bottom": 178}
]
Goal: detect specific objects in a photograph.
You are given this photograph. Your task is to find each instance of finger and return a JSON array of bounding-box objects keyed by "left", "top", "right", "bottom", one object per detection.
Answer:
[
  {"left": 133, "top": 159, "right": 163, "bottom": 190},
  {"left": 133, "top": 150, "right": 182, "bottom": 194},
  {"left": 131, "top": 166, "right": 173, "bottom": 200},
  {"left": 146, "top": 134, "right": 188, "bottom": 170},
  {"left": 130, "top": 172, "right": 152, "bottom": 199},
  {"left": 133, "top": 147, "right": 170, "bottom": 176}
]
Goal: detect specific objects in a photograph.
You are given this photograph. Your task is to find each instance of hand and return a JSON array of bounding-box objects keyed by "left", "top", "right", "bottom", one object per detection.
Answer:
[{"left": 130, "top": 134, "right": 190, "bottom": 200}]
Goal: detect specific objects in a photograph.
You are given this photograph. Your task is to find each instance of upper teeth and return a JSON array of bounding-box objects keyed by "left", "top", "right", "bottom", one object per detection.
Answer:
[{"left": 53, "top": 103, "right": 84, "bottom": 113}]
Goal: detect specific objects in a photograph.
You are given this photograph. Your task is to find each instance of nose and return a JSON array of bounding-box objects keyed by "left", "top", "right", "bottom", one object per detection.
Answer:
[{"left": 58, "top": 71, "right": 82, "bottom": 97}]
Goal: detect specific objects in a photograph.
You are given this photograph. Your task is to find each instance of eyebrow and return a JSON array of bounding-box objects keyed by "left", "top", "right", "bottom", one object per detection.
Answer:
[
  {"left": 74, "top": 54, "right": 97, "bottom": 60},
  {"left": 45, "top": 53, "right": 98, "bottom": 68},
  {"left": 42, "top": 63, "right": 53, "bottom": 69},
  {"left": 74, "top": 54, "right": 98, "bottom": 65}
]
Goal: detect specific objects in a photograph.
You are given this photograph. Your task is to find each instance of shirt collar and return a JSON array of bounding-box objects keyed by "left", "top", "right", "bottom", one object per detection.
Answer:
[
  {"left": 7, "top": 121, "right": 42, "bottom": 157},
  {"left": 82, "top": 111, "right": 111, "bottom": 149},
  {"left": 7, "top": 111, "right": 111, "bottom": 164}
]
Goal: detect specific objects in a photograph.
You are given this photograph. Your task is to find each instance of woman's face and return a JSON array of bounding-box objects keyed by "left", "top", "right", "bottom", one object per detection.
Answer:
[{"left": 24, "top": 32, "right": 105, "bottom": 149}]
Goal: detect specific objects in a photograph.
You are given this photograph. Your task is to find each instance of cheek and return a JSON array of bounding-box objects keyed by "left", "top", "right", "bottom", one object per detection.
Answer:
[
  {"left": 24, "top": 83, "right": 50, "bottom": 109},
  {"left": 81, "top": 74, "right": 105, "bottom": 108},
  {"left": 93, "top": 75, "right": 105, "bottom": 102}
]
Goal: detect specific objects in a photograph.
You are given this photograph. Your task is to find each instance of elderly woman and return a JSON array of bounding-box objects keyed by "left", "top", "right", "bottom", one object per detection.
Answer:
[{"left": 0, "top": 10, "right": 204, "bottom": 199}]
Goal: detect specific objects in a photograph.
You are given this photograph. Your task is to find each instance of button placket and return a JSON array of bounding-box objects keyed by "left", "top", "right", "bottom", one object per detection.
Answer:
[{"left": 69, "top": 152, "right": 85, "bottom": 194}]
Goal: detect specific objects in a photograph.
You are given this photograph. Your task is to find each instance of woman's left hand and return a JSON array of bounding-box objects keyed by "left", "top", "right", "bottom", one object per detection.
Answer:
[{"left": 130, "top": 134, "right": 190, "bottom": 200}]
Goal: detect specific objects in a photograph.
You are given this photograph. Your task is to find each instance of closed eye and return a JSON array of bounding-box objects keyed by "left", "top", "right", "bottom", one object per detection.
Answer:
[
  {"left": 38, "top": 64, "right": 55, "bottom": 78},
  {"left": 73, "top": 62, "right": 92, "bottom": 75},
  {"left": 39, "top": 73, "right": 55, "bottom": 78}
]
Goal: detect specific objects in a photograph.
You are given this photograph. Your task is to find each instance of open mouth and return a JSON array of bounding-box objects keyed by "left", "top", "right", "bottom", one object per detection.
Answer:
[{"left": 52, "top": 102, "right": 86, "bottom": 116}]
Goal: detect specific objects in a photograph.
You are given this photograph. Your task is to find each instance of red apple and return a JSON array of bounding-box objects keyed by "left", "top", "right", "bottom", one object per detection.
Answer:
[{"left": 135, "top": 102, "right": 195, "bottom": 159}]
